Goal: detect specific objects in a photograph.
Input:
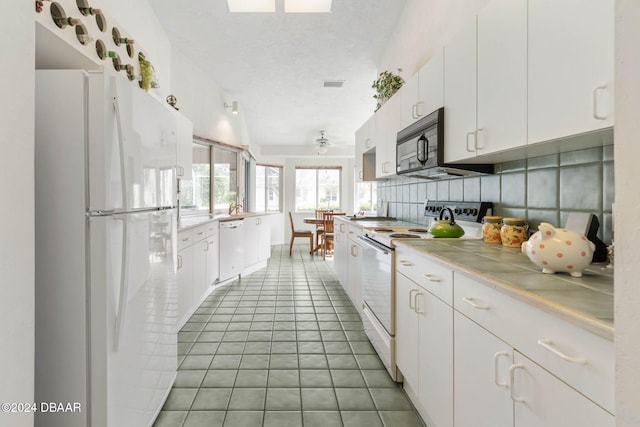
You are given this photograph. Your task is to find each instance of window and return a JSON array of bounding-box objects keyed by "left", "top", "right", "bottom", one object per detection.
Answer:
[
  {"left": 356, "top": 181, "right": 377, "bottom": 214},
  {"left": 179, "top": 143, "right": 211, "bottom": 212},
  {"left": 256, "top": 164, "right": 282, "bottom": 212},
  {"left": 212, "top": 146, "right": 239, "bottom": 214},
  {"left": 178, "top": 140, "right": 241, "bottom": 215},
  {"left": 295, "top": 167, "right": 341, "bottom": 211}
]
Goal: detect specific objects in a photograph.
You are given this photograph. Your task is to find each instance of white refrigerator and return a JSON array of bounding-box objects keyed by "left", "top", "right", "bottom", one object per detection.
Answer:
[{"left": 35, "top": 69, "right": 178, "bottom": 427}]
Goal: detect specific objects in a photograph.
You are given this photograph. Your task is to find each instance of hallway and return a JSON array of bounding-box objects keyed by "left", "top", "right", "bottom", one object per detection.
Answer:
[{"left": 152, "top": 244, "right": 424, "bottom": 427}]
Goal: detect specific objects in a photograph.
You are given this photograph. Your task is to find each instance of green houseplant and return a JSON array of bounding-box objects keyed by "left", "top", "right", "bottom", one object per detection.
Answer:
[{"left": 372, "top": 68, "right": 404, "bottom": 111}]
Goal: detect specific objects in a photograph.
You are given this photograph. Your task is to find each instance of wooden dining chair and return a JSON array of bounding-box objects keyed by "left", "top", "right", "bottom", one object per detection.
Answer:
[
  {"left": 289, "top": 211, "right": 313, "bottom": 256},
  {"left": 314, "top": 209, "right": 330, "bottom": 250}
]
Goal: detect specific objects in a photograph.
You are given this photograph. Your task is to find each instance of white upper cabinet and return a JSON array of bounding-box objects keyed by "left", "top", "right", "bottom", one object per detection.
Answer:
[
  {"left": 375, "top": 94, "right": 401, "bottom": 178},
  {"left": 174, "top": 111, "right": 193, "bottom": 180},
  {"left": 476, "top": 0, "right": 527, "bottom": 155},
  {"left": 401, "top": 49, "right": 445, "bottom": 129},
  {"left": 528, "top": 0, "right": 614, "bottom": 144},
  {"left": 355, "top": 116, "right": 376, "bottom": 182},
  {"left": 443, "top": 18, "right": 478, "bottom": 163}
]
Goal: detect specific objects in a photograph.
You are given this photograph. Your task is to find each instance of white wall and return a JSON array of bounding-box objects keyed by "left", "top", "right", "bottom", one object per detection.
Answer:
[
  {"left": 170, "top": 49, "right": 251, "bottom": 147},
  {"left": 0, "top": 2, "right": 34, "bottom": 427},
  {"left": 614, "top": 1, "right": 640, "bottom": 425},
  {"left": 378, "top": 0, "right": 490, "bottom": 78}
]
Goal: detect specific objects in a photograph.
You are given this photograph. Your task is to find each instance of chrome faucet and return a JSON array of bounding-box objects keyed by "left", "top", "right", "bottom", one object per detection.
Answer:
[{"left": 228, "top": 202, "right": 243, "bottom": 215}]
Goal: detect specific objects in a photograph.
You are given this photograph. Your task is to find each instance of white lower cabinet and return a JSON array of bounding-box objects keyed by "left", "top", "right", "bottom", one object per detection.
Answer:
[
  {"left": 394, "top": 247, "right": 615, "bottom": 427},
  {"left": 176, "top": 244, "right": 194, "bottom": 328},
  {"left": 346, "top": 233, "right": 362, "bottom": 316},
  {"left": 453, "top": 273, "right": 614, "bottom": 427},
  {"left": 333, "top": 220, "right": 363, "bottom": 315},
  {"left": 453, "top": 311, "right": 515, "bottom": 427},
  {"left": 333, "top": 221, "right": 349, "bottom": 287},
  {"left": 244, "top": 215, "right": 272, "bottom": 269},
  {"left": 177, "top": 221, "right": 219, "bottom": 328},
  {"left": 395, "top": 271, "right": 453, "bottom": 427}
]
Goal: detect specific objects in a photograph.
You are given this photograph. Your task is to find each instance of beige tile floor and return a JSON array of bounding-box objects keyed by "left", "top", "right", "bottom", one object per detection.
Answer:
[{"left": 153, "top": 244, "right": 425, "bottom": 427}]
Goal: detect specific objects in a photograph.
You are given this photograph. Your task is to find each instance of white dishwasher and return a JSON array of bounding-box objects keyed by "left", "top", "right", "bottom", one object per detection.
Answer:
[{"left": 219, "top": 219, "right": 245, "bottom": 281}]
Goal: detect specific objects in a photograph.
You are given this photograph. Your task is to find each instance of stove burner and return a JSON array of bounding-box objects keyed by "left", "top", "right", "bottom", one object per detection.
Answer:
[
  {"left": 389, "top": 233, "right": 422, "bottom": 238},
  {"left": 374, "top": 228, "right": 394, "bottom": 232},
  {"left": 407, "top": 228, "right": 430, "bottom": 233}
]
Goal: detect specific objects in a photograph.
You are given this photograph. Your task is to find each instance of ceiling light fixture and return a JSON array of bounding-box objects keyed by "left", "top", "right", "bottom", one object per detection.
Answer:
[
  {"left": 227, "top": 0, "right": 275, "bottom": 13},
  {"left": 284, "top": 0, "right": 332, "bottom": 13},
  {"left": 224, "top": 101, "right": 239, "bottom": 115}
]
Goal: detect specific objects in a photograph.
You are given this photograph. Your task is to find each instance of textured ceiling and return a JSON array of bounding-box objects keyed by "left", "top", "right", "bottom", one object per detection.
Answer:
[{"left": 149, "top": 0, "right": 407, "bottom": 152}]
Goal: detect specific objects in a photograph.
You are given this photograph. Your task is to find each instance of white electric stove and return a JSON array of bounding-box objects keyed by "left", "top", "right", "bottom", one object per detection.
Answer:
[{"left": 357, "top": 201, "right": 493, "bottom": 382}]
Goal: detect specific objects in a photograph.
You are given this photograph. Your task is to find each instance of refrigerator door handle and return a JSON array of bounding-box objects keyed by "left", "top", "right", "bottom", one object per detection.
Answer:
[
  {"left": 114, "top": 217, "right": 129, "bottom": 352},
  {"left": 112, "top": 76, "right": 129, "bottom": 211}
]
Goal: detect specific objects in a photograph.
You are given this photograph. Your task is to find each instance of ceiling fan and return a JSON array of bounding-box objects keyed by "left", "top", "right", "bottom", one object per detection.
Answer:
[{"left": 314, "top": 131, "right": 333, "bottom": 154}]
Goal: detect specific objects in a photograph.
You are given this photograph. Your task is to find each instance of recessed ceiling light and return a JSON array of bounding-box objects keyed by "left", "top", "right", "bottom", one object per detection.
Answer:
[
  {"left": 284, "top": 0, "right": 332, "bottom": 13},
  {"left": 227, "top": 0, "right": 276, "bottom": 13}
]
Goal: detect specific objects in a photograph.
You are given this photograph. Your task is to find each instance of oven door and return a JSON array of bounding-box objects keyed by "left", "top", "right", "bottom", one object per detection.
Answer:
[{"left": 357, "top": 236, "right": 394, "bottom": 335}]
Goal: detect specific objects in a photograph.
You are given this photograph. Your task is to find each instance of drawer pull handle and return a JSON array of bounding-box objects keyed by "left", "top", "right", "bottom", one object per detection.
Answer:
[
  {"left": 181, "top": 237, "right": 190, "bottom": 242},
  {"left": 409, "top": 289, "right": 418, "bottom": 310},
  {"left": 197, "top": 231, "right": 204, "bottom": 235},
  {"left": 414, "top": 292, "right": 424, "bottom": 314},
  {"left": 424, "top": 274, "right": 441, "bottom": 282},
  {"left": 592, "top": 85, "right": 608, "bottom": 120},
  {"left": 509, "top": 364, "right": 526, "bottom": 402},
  {"left": 462, "top": 297, "right": 490, "bottom": 310},
  {"left": 537, "top": 339, "right": 587, "bottom": 364},
  {"left": 494, "top": 352, "right": 510, "bottom": 388},
  {"left": 399, "top": 260, "right": 413, "bottom": 266}
]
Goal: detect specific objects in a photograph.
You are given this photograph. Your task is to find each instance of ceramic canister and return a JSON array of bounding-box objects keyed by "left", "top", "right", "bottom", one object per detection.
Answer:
[
  {"left": 482, "top": 216, "right": 503, "bottom": 244},
  {"left": 500, "top": 217, "right": 528, "bottom": 248}
]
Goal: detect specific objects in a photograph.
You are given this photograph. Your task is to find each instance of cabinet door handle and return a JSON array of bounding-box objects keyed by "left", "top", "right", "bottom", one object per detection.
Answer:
[
  {"left": 340, "top": 224, "right": 345, "bottom": 233},
  {"left": 382, "top": 161, "right": 391, "bottom": 173},
  {"left": 509, "top": 364, "right": 526, "bottom": 402},
  {"left": 465, "top": 131, "right": 476, "bottom": 152},
  {"left": 494, "top": 351, "right": 510, "bottom": 388},
  {"left": 350, "top": 244, "right": 359, "bottom": 257},
  {"left": 359, "top": 170, "right": 363, "bottom": 180},
  {"left": 592, "top": 85, "right": 608, "bottom": 120},
  {"left": 365, "top": 137, "right": 371, "bottom": 149},
  {"left": 177, "top": 166, "right": 184, "bottom": 177},
  {"left": 205, "top": 241, "right": 209, "bottom": 251},
  {"left": 409, "top": 289, "right": 417, "bottom": 310},
  {"left": 423, "top": 274, "right": 441, "bottom": 282},
  {"left": 177, "top": 254, "right": 183, "bottom": 270},
  {"left": 415, "top": 101, "right": 424, "bottom": 118},
  {"left": 462, "top": 297, "right": 490, "bottom": 310},
  {"left": 412, "top": 104, "right": 418, "bottom": 119},
  {"left": 537, "top": 339, "right": 587, "bottom": 364},
  {"left": 414, "top": 292, "right": 424, "bottom": 314}
]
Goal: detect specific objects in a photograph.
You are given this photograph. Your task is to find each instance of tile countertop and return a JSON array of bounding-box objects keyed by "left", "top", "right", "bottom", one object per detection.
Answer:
[{"left": 394, "top": 239, "right": 614, "bottom": 341}]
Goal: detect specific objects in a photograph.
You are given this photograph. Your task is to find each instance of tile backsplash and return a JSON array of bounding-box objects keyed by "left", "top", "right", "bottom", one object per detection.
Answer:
[{"left": 377, "top": 145, "right": 614, "bottom": 244}]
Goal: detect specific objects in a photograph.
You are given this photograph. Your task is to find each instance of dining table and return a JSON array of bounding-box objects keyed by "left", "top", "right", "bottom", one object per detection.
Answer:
[{"left": 303, "top": 213, "right": 346, "bottom": 254}]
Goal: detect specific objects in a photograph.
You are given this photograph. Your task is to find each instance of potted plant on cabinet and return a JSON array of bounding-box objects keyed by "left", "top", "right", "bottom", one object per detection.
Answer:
[{"left": 372, "top": 68, "right": 404, "bottom": 112}]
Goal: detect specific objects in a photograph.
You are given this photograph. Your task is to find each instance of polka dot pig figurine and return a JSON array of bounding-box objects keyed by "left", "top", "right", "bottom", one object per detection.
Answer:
[{"left": 521, "top": 222, "right": 595, "bottom": 278}]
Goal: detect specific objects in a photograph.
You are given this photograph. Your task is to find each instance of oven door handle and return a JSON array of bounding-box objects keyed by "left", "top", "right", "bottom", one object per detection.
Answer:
[{"left": 357, "top": 236, "right": 392, "bottom": 254}]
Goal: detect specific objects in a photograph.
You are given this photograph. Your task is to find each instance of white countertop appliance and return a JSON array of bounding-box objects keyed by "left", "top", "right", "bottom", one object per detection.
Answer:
[
  {"left": 358, "top": 201, "right": 492, "bottom": 382},
  {"left": 35, "top": 69, "right": 178, "bottom": 427}
]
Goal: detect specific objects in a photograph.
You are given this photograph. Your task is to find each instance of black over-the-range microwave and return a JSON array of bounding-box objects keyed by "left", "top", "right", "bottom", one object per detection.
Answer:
[{"left": 395, "top": 107, "right": 493, "bottom": 178}]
